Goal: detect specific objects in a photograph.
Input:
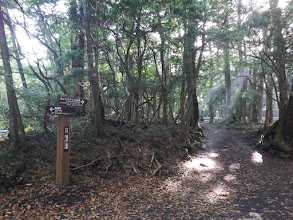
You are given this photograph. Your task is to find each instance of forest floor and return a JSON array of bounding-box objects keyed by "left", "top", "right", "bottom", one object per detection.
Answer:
[{"left": 1, "top": 123, "right": 293, "bottom": 219}]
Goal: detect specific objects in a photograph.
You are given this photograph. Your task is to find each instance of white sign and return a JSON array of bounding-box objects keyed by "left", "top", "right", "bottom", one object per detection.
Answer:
[{"left": 59, "top": 97, "right": 86, "bottom": 107}]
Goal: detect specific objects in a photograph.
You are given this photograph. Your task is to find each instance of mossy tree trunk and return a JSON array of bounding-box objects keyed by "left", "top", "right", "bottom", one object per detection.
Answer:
[{"left": 260, "top": 84, "right": 293, "bottom": 158}]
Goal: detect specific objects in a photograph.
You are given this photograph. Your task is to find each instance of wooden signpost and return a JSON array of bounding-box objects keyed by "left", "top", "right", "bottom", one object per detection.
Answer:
[{"left": 46, "top": 96, "right": 87, "bottom": 187}]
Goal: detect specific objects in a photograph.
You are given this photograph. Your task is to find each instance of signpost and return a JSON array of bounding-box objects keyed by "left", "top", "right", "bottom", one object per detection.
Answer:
[
  {"left": 59, "top": 97, "right": 87, "bottom": 107},
  {"left": 45, "top": 96, "right": 86, "bottom": 187},
  {"left": 46, "top": 105, "right": 77, "bottom": 116},
  {"left": 56, "top": 115, "right": 71, "bottom": 186}
]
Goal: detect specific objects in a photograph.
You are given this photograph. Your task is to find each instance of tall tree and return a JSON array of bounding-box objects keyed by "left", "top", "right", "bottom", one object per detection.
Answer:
[
  {"left": 0, "top": 2, "right": 25, "bottom": 151},
  {"left": 269, "top": 0, "right": 288, "bottom": 116},
  {"left": 83, "top": 0, "right": 104, "bottom": 137},
  {"left": 182, "top": 0, "right": 206, "bottom": 129},
  {"left": 223, "top": 7, "right": 231, "bottom": 117},
  {"left": 237, "top": 0, "right": 247, "bottom": 121},
  {"left": 5, "top": 8, "right": 27, "bottom": 88}
]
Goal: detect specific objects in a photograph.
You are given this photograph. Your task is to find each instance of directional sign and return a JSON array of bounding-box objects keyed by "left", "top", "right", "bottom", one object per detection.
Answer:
[
  {"left": 46, "top": 106, "right": 77, "bottom": 116},
  {"left": 59, "top": 97, "right": 87, "bottom": 107}
]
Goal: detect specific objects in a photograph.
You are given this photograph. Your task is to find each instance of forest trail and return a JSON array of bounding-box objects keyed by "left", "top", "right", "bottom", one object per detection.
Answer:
[
  {"left": 1, "top": 123, "right": 293, "bottom": 219},
  {"left": 191, "top": 123, "right": 293, "bottom": 219}
]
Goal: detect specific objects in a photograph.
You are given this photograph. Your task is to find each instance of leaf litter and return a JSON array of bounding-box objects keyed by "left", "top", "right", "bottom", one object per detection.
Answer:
[{"left": 1, "top": 123, "right": 293, "bottom": 219}]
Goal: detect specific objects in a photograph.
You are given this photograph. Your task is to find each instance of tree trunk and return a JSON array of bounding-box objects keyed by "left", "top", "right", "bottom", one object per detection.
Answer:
[
  {"left": 251, "top": 68, "right": 258, "bottom": 122},
  {"left": 157, "top": 9, "right": 168, "bottom": 125},
  {"left": 183, "top": 28, "right": 204, "bottom": 129},
  {"left": 83, "top": 0, "right": 104, "bottom": 137},
  {"left": 0, "top": 5, "right": 25, "bottom": 151},
  {"left": 236, "top": 0, "right": 247, "bottom": 122},
  {"left": 224, "top": 41, "right": 231, "bottom": 117},
  {"left": 94, "top": 45, "right": 105, "bottom": 125},
  {"left": 257, "top": 77, "right": 264, "bottom": 123},
  {"left": 260, "top": 82, "right": 293, "bottom": 158},
  {"left": 124, "top": 55, "right": 134, "bottom": 121},
  {"left": 183, "top": 31, "right": 196, "bottom": 128},
  {"left": 265, "top": 77, "right": 274, "bottom": 126},
  {"left": 208, "top": 43, "right": 214, "bottom": 124},
  {"left": 270, "top": 0, "right": 288, "bottom": 116}
]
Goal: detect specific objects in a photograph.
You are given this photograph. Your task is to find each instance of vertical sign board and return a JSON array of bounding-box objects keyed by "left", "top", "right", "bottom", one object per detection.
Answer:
[{"left": 56, "top": 115, "right": 71, "bottom": 186}]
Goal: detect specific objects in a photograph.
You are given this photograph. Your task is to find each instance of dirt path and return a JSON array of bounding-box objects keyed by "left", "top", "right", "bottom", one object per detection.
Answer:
[
  {"left": 1, "top": 123, "right": 293, "bottom": 219},
  {"left": 196, "top": 123, "right": 293, "bottom": 219}
]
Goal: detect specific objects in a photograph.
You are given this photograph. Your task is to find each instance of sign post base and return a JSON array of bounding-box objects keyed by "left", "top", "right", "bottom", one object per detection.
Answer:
[{"left": 56, "top": 115, "right": 70, "bottom": 186}]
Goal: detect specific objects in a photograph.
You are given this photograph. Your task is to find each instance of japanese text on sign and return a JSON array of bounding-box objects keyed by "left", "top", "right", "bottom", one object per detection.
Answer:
[{"left": 59, "top": 97, "right": 86, "bottom": 107}]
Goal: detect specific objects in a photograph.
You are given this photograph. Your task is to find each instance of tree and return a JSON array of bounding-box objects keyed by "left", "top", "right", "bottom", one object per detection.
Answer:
[
  {"left": 181, "top": 0, "right": 206, "bottom": 130},
  {"left": 0, "top": 2, "right": 25, "bottom": 151},
  {"left": 255, "top": 0, "right": 293, "bottom": 158},
  {"left": 83, "top": 0, "right": 104, "bottom": 137},
  {"left": 260, "top": 83, "right": 293, "bottom": 158},
  {"left": 5, "top": 7, "right": 27, "bottom": 88}
]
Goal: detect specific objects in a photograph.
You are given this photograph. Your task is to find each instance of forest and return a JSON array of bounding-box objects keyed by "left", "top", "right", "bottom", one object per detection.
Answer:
[{"left": 0, "top": 0, "right": 293, "bottom": 219}]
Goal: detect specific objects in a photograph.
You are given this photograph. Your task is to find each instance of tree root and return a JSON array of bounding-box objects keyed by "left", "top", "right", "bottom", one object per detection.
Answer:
[
  {"left": 152, "top": 158, "right": 162, "bottom": 176},
  {"left": 257, "top": 120, "right": 293, "bottom": 159}
]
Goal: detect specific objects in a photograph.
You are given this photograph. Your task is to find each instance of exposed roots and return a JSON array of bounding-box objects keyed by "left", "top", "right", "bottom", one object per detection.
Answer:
[{"left": 257, "top": 120, "right": 293, "bottom": 159}]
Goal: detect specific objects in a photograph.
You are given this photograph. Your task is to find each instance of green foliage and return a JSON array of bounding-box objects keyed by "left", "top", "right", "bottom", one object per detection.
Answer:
[{"left": 0, "top": 0, "right": 291, "bottom": 144}]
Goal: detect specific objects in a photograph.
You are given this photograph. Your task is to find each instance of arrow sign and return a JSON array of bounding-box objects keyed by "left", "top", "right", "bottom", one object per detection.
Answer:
[
  {"left": 59, "top": 97, "right": 87, "bottom": 107},
  {"left": 46, "top": 106, "right": 77, "bottom": 116}
]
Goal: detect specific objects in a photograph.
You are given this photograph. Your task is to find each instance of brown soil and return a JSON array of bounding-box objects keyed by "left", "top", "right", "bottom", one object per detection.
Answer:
[{"left": 1, "top": 123, "right": 293, "bottom": 219}]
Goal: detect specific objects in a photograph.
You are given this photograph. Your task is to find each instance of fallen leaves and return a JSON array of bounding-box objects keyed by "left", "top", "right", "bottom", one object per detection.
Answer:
[{"left": 1, "top": 123, "right": 293, "bottom": 219}]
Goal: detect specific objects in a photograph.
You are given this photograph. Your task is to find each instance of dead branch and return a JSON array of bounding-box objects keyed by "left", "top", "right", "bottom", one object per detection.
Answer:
[
  {"left": 150, "top": 150, "right": 155, "bottom": 166},
  {"left": 106, "top": 151, "right": 112, "bottom": 173},
  {"left": 152, "top": 158, "right": 162, "bottom": 177},
  {"left": 131, "top": 162, "right": 139, "bottom": 174},
  {"left": 71, "top": 154, "right": 115, "bottom": 171}
]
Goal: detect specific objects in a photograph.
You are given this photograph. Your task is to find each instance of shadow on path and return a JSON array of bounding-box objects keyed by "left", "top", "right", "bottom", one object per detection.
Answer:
[{"left": 160, "top": 123, "right": 293, "bottom": 219}]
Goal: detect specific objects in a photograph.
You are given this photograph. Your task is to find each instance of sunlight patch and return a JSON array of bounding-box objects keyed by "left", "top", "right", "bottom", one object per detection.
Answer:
[
  {"left": 184, "top": 157, "right": 216, "bottom": 171},
  {"left": 251, "top": 151, "right": 263, "bottom": 164},
  {"left": 209, "top": 152, "right": 219, "bottom": 158},
  {"left": 206, "top": 182, "right": 230, "bottom": 203},
  {"left": 229, "top": 163, "right": 240, "bottom": 171},
  {"left": 163, "top": 179, "right": 182, "bottom": 192},
  {"left": 224, "top": 174, "right": 236, "bottom": 182},
  {"left": 199, "top": 173, "right": 214, "bottom": 183}
]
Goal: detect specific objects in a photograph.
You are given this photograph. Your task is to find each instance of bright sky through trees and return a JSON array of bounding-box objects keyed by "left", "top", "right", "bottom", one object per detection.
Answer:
[
  {"left": 243, "top": 0, "right": 290, "bottom": 9},
  {"left": 9, "top": 1, "right": 68, "bottom": 62},
  {"left": 11, "top": 0, "right": 290, "bottom": 62}
]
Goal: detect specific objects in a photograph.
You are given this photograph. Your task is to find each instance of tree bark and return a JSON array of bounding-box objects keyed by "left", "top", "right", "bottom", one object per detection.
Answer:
[
  {"left": 260, "top": 82, "right": 293, "bottom": 158},
  {"left": 265, "top": 76, "right": 274, "bottom": 126},
  {"left": 224, "top": 41, "right": 231, "bottom": 117},
  {"left": 157, "top": 9, "right": 168, "bottom": 125},
  {"left": 251, "top": 68, "right": 258, "bottom": 122},
  {"left": 124, "top": 54, "right": 134, "bottom": 121},
  {"left": 83, "top": 0, "right": 104, "bottom": 137},
  {"left": 270, "top": 0, "right": 288, "bottom": 116},
  {"left": 0, "top": 5, "right": 25, "bottom": 151},
  {"left": 257, "top": 78, "right": 264, "bottom": 123},
  {"left": 208, "top": 43, "right": 214, "bottom": 124},
  {"left": 183, "top": 21, "right": 204, "bottom": 129}
]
